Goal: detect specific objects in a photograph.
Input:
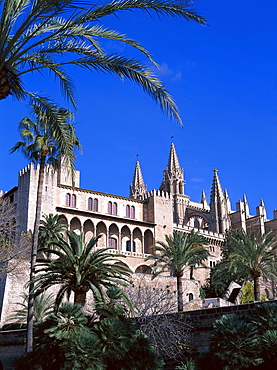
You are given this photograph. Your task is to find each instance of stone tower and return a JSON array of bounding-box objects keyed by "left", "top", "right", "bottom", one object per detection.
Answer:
[
  {"left": 130, "top": 160, "right": 147, "bottom": 199},
  {"left": 159, "top": 143, "right": 185, "bottom": 195}
]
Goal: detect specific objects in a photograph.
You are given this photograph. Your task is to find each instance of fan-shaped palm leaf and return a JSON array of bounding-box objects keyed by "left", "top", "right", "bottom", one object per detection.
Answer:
[
  {"left": 0, "top": 0, "right": 206, "bottom": 123},
  {"left": 146, "top": 230, "right": 210, "bottom": 311},
  {"left": 227, "top": 229, "right": 277, "bottom": 301},
  {"left": 35, "top": 231, "right": 132, "bottom": 308}
]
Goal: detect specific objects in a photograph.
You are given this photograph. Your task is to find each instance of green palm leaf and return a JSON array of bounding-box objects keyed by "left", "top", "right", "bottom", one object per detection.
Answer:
[
  {"left": 34, "top": 230, "right": 132, "bottom": 308},
  {"left": 0, "top": 0, "right": 206, "bottom": 123}
]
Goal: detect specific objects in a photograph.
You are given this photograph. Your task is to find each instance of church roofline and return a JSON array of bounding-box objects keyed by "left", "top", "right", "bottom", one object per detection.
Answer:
[{"left": 57, "top": 184, "right": 147, "bottom": 203}]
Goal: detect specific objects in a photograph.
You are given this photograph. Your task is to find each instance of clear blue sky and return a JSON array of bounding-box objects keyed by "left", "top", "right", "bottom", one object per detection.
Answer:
[{"left": 1, "top": 1, "right": 277, "bottom": 218}]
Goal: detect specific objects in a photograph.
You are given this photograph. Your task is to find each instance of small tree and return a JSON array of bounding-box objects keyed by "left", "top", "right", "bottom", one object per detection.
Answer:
[
  {"left": 226, "top": 229, "right": 277, "bottom": 301},
  {"left": 0, "top": 197, "right": 31, "bottom": 274},
  {"left": 211, "top": 314, "right": 262, "bottom": 370},
  {"left": 126, "top": 277, "right": 194, "bottom": 361},
  {"left": 7, "top": 292, "right": 55, "bottom": 326},
  {"left": 34, "top": 231, "right": 131, "bottom": 307},
  {"left": 208, "top": 302, "right": 277, "bottom": 370},
  {"left": 146, "top": 230, "right": 210, "bottom": 311},
  {"left": 17, "top": 299, "right": 164, "bottom": 369},
  {"left": 38, "top": 213, "right": 68, "bottom": 250}
]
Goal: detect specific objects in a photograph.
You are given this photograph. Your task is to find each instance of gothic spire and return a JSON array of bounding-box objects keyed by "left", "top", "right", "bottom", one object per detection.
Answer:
[
  {"left": 243, "top": 194, "right": 249, "bottom": 217},
  {"left": 209, "top": 168, "right": 230, "bottom": 233},
  {"left": 224, "top": 189, "right": 231, "bottom": 213},
  {"left": 130, "top": 160, "right": 147, "bottom": 199},
  {"left": 167, "top": 142, "right": 182, "bottom": 174},
  {"left": 210, "top": 168, "right": 224, "bottom": 205},
  {"left": 159, "top": 143, "right": 185, "bottom": 195},
  {"left": 201, "top": 190, "right": 208, "bottom": 208}
]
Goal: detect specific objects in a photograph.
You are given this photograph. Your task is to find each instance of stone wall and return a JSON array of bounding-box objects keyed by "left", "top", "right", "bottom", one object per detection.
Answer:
[
  {"left": 176, "top": 299, "right": 277, "bottom": 354},
  {"left": 0, "top": 329, "right": 26, "bottom": 370}
]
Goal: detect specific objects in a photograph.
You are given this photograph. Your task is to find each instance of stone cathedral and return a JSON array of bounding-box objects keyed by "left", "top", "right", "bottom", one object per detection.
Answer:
[{"left": 0, "top": 143, "right": 276, "bottom": 324}]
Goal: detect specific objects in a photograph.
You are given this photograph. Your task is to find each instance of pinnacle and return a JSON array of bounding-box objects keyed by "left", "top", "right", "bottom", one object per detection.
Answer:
[
  {"left": 210, "top": 168, "right": 224, "bottom": 204},
  {"left": 167, "top": 143, "right": 182, "bottom": 174},
  {"left": 130, "top": 160, "right": 147, "bottom": 199}
]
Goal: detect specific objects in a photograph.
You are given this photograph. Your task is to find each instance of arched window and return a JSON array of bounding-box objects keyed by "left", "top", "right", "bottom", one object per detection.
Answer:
[
  {"left": 113, "top": 202, "right": 117, "bottom": 215},
  {"left": 88, "top": 197, "right": 93, "bottom": 211},
  {"left": 109, "top": 237, "right": 117, "bottom": 249},
  {"left": 93, "top": 198, "right": 99, "bottom": 212},
  {"left": 188, "top": 293, "right": 194, "bottom": 302},
  {"left": 108, "top": 201, "right": 112, "bottom": 214},
  {"left": 126, "top": 205, "right": 130, "bottom": 217},
  {"left": 66, "top": 193, "right": 71, "bottom": 207},
  {"left": 72, "top": 194, "right": 76, "bottom": 208},
  {"left": 126, "top": 240, "right": 131, "bottom": 251},
  {"left": 130, "top": 206, "right": 135, "bottom": 219}
]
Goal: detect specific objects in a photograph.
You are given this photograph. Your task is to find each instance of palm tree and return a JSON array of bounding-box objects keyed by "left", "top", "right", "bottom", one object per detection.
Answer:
[
  {"left": 0, "top": 0, "right": 206, "bottom": 123},
  {"left": 34, "top": 231, "right": 131, "bottom": 308},
  {"left": 94, "top": 286, "right": 133, "bottom": 320},
  {"left": 38, "top": 213, "right": 68, "bottom": 252},
  {"left": 146, "top": 230, "right": 210, "bottom": 311},
  {"left": 187, "top": 229, "right": 209, "bottom": 280},
  {"left": 211, "top": 313, "right": 262, "bottom": 370},
  {"left": 7, "top": 292, "right": 55, "bottom": 325},
  {"left": 10, "top": 101, "right": 81, "bottom": 352},
  {"left": 227, "top": 229, "right": 277, "bottom": 301}
]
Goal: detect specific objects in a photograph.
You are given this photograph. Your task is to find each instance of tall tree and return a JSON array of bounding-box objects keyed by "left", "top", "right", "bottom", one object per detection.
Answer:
[
  {"left": 187, "top": 229, "right": 209, "bottom": 280},
  {"left": 202, "top": 229, "right": 249, "bottom": 298},
  {"left": 226, "top": 229, "right": 277, "bottom": 301},
  {"left": 0, "top": 0, "right": 206, "bottom": 123},
  {"left": 34, "top": 231, "right": 131, "bottom": 308},
  {"left": 146, "top": 230, "right": 210, "bottom": 311},
  {"left": 10, "top": 102, "right": 81, "bottom": 352}
]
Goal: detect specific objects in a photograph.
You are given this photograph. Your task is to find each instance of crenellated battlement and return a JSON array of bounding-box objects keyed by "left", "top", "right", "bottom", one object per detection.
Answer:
[
  {"left": 143, "top": 189, "right": 172, "bottom": 200},
  {"left": 19, "top": 163, "right": 33, "bottom": 177},
  {"left": 174, "top": 224, "right": 225, "bottom": 240}
]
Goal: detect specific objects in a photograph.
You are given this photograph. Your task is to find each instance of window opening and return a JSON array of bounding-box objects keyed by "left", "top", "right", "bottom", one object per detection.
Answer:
[
  {"left": 126, "top": 240, "right": 131, "bottom": 252},
  {"left": 66, "top": 193, "right": 71, "bottom": 207},
  {"left": 93, "top": 198, "right": 98, "bottom": 212},
  {"left": 88, "top": 197, "right": 92, "bottom": 211}
]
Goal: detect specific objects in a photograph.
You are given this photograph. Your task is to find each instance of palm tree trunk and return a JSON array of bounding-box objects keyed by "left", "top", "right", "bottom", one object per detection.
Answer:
[
  {"left": 26, "top": 156, "right": 46, "bottom": 352},
  {"left": 74, "top": 289, "right": 86, "bottom": 307},
  {"left": 177, "top": 275, "right": 183, "bottom": 311},
  {"left": 0, "top": 66, "right": 13, "bottom": 100},
  {"left": 253, "top": 276, "right": 261, "bottom": 301}
]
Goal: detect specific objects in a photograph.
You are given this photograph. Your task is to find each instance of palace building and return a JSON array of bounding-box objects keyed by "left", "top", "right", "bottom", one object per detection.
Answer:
[{"left": 0, "top": 143, "right": 276, "bottom": 324}]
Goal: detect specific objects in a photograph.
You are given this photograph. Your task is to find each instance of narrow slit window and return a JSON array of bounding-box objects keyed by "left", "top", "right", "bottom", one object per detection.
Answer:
[
  {"left": 72, "top": 194, "right": 76, "bottom": 208},
  {"left": 88, "top": 197, "right": 92, "bottom": 210},
  {"left": 66, "top": 193, "right": 71, "bottom": 207},
  {"left": 93, "top": 198, "right": 98, "bottom": 212},
  {"left": 130, "top": 206, "right": 135, "bottom": 218}
]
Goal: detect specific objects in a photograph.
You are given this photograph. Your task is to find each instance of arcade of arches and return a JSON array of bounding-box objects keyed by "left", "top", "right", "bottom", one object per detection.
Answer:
[{"left": 59, "top": 215, "right": 154, "bottom": 256}]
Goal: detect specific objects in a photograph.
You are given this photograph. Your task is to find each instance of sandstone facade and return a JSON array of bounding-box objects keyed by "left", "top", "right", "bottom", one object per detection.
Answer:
[{"left": 1, "top": 143, "right": 276, "bottom": 324}]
